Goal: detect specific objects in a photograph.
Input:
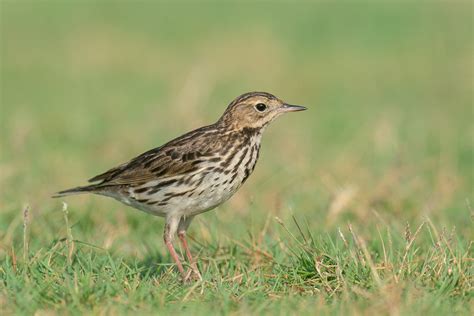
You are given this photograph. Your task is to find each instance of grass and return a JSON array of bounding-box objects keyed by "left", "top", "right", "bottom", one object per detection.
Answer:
[
  {"left": 2, "top": 205, "right": 471, "bottom": 315},
  {"left": 1, "top": 1, "right": 473, "bottom": 315}
]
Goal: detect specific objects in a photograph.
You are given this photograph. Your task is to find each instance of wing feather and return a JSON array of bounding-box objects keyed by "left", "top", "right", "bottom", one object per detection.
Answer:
[{"left": 88, "top": 125, "right": 222, "bottom": 186}]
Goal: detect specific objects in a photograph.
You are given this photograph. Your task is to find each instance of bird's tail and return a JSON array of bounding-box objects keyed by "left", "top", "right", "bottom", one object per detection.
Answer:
[{"left": 52, "top": 184, "right": 101, "bottom": 198}]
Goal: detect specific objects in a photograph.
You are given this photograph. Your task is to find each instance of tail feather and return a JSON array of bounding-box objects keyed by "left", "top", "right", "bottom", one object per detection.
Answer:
[{"left": 52, "top": 184, "right": 100, "bottom": 198}]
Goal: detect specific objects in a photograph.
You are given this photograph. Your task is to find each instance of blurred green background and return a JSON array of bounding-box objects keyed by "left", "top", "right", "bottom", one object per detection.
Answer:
[
  {"left": 0, "top": 1, "right": 472, "bottom": 313},
  {"left": 2, "top": 1, "right": 472, "bottom": 226}
]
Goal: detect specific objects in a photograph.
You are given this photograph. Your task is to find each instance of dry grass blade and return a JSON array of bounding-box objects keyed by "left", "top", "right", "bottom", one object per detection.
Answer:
[
  {"left": 62, "top": 202, "right": 75, "bottom": 265},
  {"left": 22, "top": 205, "right": 30, "bottom": 263},
  {"left": 396, "top": 221, "right": 425, "bottom": 281}
]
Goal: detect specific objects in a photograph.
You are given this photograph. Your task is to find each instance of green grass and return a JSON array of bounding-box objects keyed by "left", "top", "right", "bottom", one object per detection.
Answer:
[{"left": 1, "top": 1, "right": 472, "bottom": 315}]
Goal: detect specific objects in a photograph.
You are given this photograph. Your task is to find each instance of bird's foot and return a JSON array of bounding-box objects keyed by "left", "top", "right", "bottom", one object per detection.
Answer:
[{"left": 182, "top": 267, "right": 202, "bottom": 283}]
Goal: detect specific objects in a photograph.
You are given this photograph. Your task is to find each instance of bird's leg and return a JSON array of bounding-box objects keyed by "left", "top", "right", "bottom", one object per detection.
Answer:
[
  {"left": 163, "top": 220, "right": 185, "bottom": 278},
  {"left": 178, "top": 230, "right": 201, "bottom": 280},
  {"left": 178, "top": 216, "right": 201, "bottom": 281},
  {"left": 177, "top": 231, "right": 194, "bottom": 264}
]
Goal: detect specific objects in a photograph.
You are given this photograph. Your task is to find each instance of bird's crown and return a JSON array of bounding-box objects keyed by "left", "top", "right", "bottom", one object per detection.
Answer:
[{"left": 218, "top": 91, "right": 306, "bottom": 130}]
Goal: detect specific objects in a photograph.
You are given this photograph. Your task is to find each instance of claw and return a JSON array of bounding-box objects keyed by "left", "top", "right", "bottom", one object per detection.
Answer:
[{"left": 182, "top": 268, "right": 201, "bottom": 283}]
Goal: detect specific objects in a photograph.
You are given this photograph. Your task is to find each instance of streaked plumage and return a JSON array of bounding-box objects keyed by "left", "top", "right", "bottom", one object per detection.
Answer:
[{"left": 54, "top": 91, "right": 306, "bottom": 281}]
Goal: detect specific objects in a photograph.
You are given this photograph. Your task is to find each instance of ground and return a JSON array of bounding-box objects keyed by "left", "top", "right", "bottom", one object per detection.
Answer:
[{"left": 1, "top": 1, "right": 472, "bottom": 315}]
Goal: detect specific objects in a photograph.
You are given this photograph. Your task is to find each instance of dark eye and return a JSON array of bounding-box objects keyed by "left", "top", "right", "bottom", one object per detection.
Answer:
[{"left": 255, "top": 103, "right": 267, "bottom": 112}]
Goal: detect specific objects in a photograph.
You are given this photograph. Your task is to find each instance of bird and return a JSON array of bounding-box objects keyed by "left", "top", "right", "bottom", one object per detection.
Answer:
[{"left": 54, "top": 91, "right": 306, "bottom": 281}]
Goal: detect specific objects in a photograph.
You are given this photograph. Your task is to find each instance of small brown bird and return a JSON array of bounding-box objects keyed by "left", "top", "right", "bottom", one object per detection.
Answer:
[{"left": 54, "top": 92, "right": 306, "bottom": 280}]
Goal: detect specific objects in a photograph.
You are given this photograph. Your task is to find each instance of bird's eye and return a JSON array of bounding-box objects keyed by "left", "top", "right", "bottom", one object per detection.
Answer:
[{"left": 255, "top": 103, "right": 267, "bottom": 112}]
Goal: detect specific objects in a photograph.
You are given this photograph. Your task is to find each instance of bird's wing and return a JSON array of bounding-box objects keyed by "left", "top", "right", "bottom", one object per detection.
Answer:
[{"left": 89, "top": 125, "right": 222, "bottom": 186}]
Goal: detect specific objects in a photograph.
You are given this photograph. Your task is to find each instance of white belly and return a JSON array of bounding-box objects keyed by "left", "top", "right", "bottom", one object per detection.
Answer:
[
  {"left": 110, "top": 171, "right": 240, "bottom": 218},
  {"left": 107, "top": 135, "right": 261, "bottom": 218}
]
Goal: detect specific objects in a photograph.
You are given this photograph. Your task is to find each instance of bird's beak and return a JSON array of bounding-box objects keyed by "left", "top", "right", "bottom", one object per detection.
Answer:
[{"left": 281, "top": 103, "right": 307, "bottom": 112}]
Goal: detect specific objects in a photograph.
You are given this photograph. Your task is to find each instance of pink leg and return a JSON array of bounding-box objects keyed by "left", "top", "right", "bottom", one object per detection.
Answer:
[
  {"left": 164, "top": 239, "right": 185, "bottom": 276},
  {"left": 178, "top": 231, "right": 201, "bottom": 280},
  {"left": 164, "top": 223, "right": 185, "bottom": 278}
]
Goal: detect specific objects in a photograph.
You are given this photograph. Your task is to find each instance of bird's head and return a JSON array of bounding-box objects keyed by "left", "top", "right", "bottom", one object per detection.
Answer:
[{"left": 218, "top": 92, "right": 306, "bottom": 131}]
